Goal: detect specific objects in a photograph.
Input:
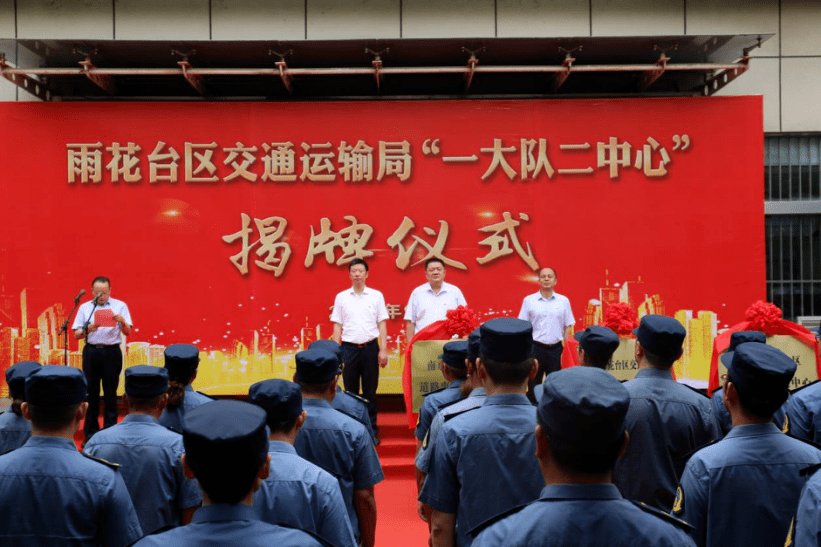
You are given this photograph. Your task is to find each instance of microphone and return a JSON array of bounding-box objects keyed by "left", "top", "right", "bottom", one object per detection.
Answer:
[{"left": 73, "top": 289, "right": 86, "bottom": 304}]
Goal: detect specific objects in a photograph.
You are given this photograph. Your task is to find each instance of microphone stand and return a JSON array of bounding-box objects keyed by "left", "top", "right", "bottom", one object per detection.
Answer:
[
  {"left": 58, "top": 295, "right": 83, "bottom": 367},
  {"left": 81, "top": 297, "right": 100, "bottom": 353}
]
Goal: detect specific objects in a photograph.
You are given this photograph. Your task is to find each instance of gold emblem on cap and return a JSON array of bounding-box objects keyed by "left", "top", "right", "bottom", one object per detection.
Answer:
[
  {"left": 785, "top": 517, "right": 794, "bottom": 547},
  {"left": 672, "top": 486, "right": 684, "bottom": 514}
]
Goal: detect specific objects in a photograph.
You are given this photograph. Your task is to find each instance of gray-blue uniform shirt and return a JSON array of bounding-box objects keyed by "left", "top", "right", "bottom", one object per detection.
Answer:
[
  {"left": 418, "top": 393, "right": 543, "bottom": 547},
  {"left": 294, "top": 398, "right": 384, "bottom": 543},
  {"left": 254, "top": 440, "right": 356, "bottom": 547},
  {"left": 157, "top": 385, "right": 214, "bottom": 431},
  {"left": 473, "top": 483, "right": 696, "bottom": 547},
  {"left": 711, "top": 387, "right": 788, "bottom": 437},
  {"left": 83, "top": 414, "right": 202, "bottom": 535},
  {"left": 133, "top": 503, "right": 323, "bottom": 547},
  {"left": 793, "top": 466, "right": 821, "bottom": 547},
  {"left": 415, "top": 380, "right": 465, "bottom": 442},
  {"left": 674, "top": 422, "right": 821, "bottom": 547},
  {"left": 0, "top": 410, "right": 31, "bottom": 454},
  {"left": 612, "top": 368, "right": 719, "bottom": 511},
  {"left": 333, "top": 386, "right": 377, "bottom": 443},
  {"left": 0, "top": 436, "right": 143, "bottom": 546},
  {"left": 416, "top": 387, "right": 487, "bottom": 475},
  {"left": 784, "top": 382, "right": 821, "bottom": 442}
]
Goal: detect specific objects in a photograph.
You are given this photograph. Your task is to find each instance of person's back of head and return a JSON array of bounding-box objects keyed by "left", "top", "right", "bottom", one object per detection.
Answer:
[
  {"left": 293, "top": 349, "right": 342, "bottom": 397},
  {"left": 248, "top": 379, "right": 304, "bottom": 435},
  {"left": 478, "top": 318, "right": 535, "bottom": 385},
  {"left": 124, "top": 365, "right": 169, "bottom": 414},
  {"left": 163, "top": 344, "right": 200, "bottom": 408},
  {"left": 440, "top": 340, "right": 469, "bottom": 381},
  {"left": 633, "top": 315, "right": 686, "bottom": 369},
  {"left": 6, "top": 361, "right": 42, "bottom": 416},
  {"left": 574, "top": 326, "right": 620, "bottom": 370},
  {"left": 24, "top": 365, "right": 88, "bottom": 433},
  {"left": 724, "top": 343, "right": 795, "bottom": 421},
  {"left": 183, "top": 400, "right": 269, "bottom": 504},
  {"left": 536, "top": 367, "right": 630, "bottom": 476}
]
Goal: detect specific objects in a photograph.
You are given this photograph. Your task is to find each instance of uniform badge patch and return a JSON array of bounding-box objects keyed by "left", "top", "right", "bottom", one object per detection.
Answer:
[
  {"left": 672, "top": 486, "right": 684, "bottom": 514},
  {"left": 783, "top": 413, "right": 790, "bottom": 434},
  {"left": 422, "top": 431, "right": 429, "bottom": 449},
  {"left": 784, "top": 517, "right": 794, "bottom": 547}
]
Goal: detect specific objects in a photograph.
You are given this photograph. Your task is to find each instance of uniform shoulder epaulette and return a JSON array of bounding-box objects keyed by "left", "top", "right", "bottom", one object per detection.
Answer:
[
  {"left": 82, "top": 451, "right": 120, "bottom": 470},
  {"left": 710, "top": 386, "right": 723, "bottom": 397},
  {"left": 619, "top": 379, "right": 629, "bottom": 383},
  {"left": 679, "top": 439, "right": 719, "bottom": 461},
  {"left": 342, "top": 391, "right": 370, "bottom": 405},
  {"left": 785, "top": 433, "right": 821, "bottom": 454},
  {"left": 165, "top": 425, "right": 182, "bottom": 435},
  {"left": 0, "top": 410, "right": 6, "bottom": 416},
  {"left": 436, "top": 397, "right": 465, "bottom": 414},
  {"left": 0, "top": 447, "right": 16, "bottom": 456},
  {"left": 196, "top": 391, "right": 216, "bottom": 400},
  {"left": 681, "top": 383, "right": 710, "bottom": 399},
  {"left": 800, "top": 461, "right": 821, "bottom": 477},
  {"left": 335, "top": 406, "right": 368, "bottom": 428},
  {"left": 790, "top": 379, "right": 821, "bottom": 395},
  {"left": 632, "top": 501, "right": 694, "bottom": 531},
  {"left": 444, "top": 405, "right": 481, "bottom": 422},
  {"left": 423, "top": 386, "right": 448, "bottom": 397},
  {"left": 468, "top": 502, "right": 530, "bottom": 538}
]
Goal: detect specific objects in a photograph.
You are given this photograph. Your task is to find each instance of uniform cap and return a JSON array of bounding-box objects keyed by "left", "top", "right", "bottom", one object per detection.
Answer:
[
  {"left": 725, "top": 343, "right": 795, "bottom": 406},
  {"left": 183, "top": 400, "right": 268, "bottom": 468},
  {"left": 294, "top": 349, "right": 342, "bottom": 384},
  {"left": 720, "top": 331, "right": 767, "bottom": 367},
  {"left": 249, "top": 379, "right": 303, "bottom": 426},
  {"left": 467, "top": 328, "right": 481, "bottom": 363},
  {"left": 479, "top": 318, "right": 534, "bottom": 363},
  {"left": 5, "top": 361, "right": 42, "bottom": 396},
  {"left": 125, "top": 365, "right": 169, "bottom": 398},
  {"left": 25, "top": 365, "right": 87, "bottom": 407},
  {"left": 439, "top": 340, "right": 469, "bottom": 370},
  {"left": 574, "top": 326, "right": 620, "bottom": 366},
  {"left": 309, "top": 340, "right": 342, "bottom": 364},
  {"left": 537, "top": 367, "right": 630, "bottom": 453},
  {"left": 632, "top": 315, "right": 686, "bottom": 359},
  {"left": 164, "top": 344, "right": 200, "bottom": 381}
]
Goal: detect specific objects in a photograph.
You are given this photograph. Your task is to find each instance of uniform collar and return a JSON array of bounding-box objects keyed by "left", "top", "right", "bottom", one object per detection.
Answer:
[
  {"left": 724, "top": 422, "right": 781, "bottom": 438},
  {"left": 268, "top": 440, "right": 297, "bottom": 455},
  {"left": 448, "top": 379, "right": 465, "bottom": 389},
  {"left": 468, "top": 387, "right": 487, "bottom": 397},
  {"left": 484, "top": 393, "right": 531, "bottom": 406},
  {"left": 302, "top": 398, "right": 333, "bottom": 409},
  {"left": 635, "top": 368, "right": 675, "bottom": 381},
  {"left": 539, "top": 483, "right": 622, "bottom": 500},
  {"left": 122, "top": 414, "right": 158, "bottom": 424},
  {"left": 185, "top": 384, "right": 196, "bottom": 392},
  {"left": 193, "top": 503, "right": 259, "bottom": 524},
  {"left": 24, "top": 436, "right": 77, "bottom": 451}
]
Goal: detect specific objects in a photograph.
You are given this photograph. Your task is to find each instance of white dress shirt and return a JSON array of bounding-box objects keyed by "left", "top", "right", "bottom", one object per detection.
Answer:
[
  {"left": 517, "top": 291, "right": 574, "bottom": 345},
  {"left": 404, "top": 282, "right": 467, "bottom": 332},
  {"left": 72, "top": 297, "right": 132, "bottom": 345},
  {"left": 331, "top": 286, "right": 389, "bottom": 344}
]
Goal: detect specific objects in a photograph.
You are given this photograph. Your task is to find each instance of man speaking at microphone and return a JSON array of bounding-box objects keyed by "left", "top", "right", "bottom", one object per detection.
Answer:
[{"left": 72, "top": 276, "right": 132, "bottom": 444}]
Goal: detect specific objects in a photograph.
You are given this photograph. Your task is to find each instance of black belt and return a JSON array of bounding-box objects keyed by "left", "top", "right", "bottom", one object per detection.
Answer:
[
  {"left": 342, "top": 339, "right": 378, "bottom": 349},
  {"left": 534, "top": 341, "right": 563, "bottom": 350},
  {"left": 88, "top": 344, "right": 119, "bottom": 349}
]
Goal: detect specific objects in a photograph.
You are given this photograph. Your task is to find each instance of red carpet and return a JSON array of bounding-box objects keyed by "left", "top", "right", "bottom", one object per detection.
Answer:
[{"left": 375, "top": 412, "right": 429, "bottom": 546}]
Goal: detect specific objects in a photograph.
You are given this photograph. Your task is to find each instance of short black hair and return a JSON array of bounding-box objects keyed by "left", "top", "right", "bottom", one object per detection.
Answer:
[
  {"left": 539, "top": 267, "right": 557, "bottom": 278},
  {"left": 295, "top": 378, "right": 334, "bottom": 395},
  {"left": 643, "top": 347, "right": 678, "bottom": 369},
  {"left": 91, "top": 276, "right": 111, "bottom": 287},
  {"left": 186, "top": 447, "right": 265, "bottom": 504},
  {"left": 443, "top": 363, "right": 468, "bottom": 380},
  {"left": 425, "top": 258, "right": 445, "bottom": 270},
  {"left": 537, "top": 413, "right": 623, "bottom": 474},
  {"left": 348, "top": 258, "right": 369, "bottom": 272},
  {"left": 727, "top": 373, "right": 786, "bottom": 421},
  {"left": 583, "top": 350, "right": 612, "bottom": 370},
  {"left": 125, "top": 393, "right": 166, "bottom": 412},
  {"left": 27, "top": 403, "right": 80, "bottom": 430},
  {"left": 267, "top": 416, "right": 300, "bottom": 435},
  {"left": 480, "top": 355, "right": 534, "bottom": 385}
]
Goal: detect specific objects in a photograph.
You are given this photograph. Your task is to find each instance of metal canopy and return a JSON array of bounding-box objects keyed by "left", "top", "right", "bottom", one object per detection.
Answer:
[{"left": 0, "top": 34, "right": 770, "bottom": 101}]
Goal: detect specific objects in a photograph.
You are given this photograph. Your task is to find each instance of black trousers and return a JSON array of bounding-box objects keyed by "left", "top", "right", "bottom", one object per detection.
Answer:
[
  {"left": 341, "top": 340, "right": 379, "bottom": 431},
  {"left": 82, "top": 344, "right": 123, "bottom": 439},
  {"left": 527, "top": 342, "right": 563, "bottom": 403}
]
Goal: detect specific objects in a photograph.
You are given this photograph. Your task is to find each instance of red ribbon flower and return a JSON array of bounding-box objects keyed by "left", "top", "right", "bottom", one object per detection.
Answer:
[
  {"left": 745, "top": 300, "right": 784, "bottom": 335},
  {"left": 443, "top": 306, "right": 481, "bottom": 338},
  {"left": 603, "top": 302, "right": 639, "bottom": 336}
]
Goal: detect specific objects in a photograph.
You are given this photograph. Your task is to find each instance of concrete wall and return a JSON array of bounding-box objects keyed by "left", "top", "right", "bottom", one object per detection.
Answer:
[{"left": 0, "top": 0, "right": 819, "bottom": 133}]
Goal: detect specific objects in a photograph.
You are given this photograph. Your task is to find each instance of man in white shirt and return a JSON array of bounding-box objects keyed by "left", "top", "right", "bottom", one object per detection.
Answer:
[
  {"left": 331, "top": 259, "right": 389, "bottom": 437},
  {"left": 404, "top": 258, "right": 468, "bottom": 340},
  {"left": 72, "top": 275, "right": 133, "bottom": 442},
  {"left": 517, "top": 267, "right": 574, "bottom": 402}
]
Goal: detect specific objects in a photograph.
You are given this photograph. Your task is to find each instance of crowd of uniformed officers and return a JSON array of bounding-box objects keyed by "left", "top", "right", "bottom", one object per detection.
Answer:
[{"left": 4, "top": 314, "right": 821, "bottom": 545}]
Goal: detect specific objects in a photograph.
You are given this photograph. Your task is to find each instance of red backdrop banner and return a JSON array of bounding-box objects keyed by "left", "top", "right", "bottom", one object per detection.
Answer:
[{"left": 0, "top": 97, "right": 765, "bottom": 395}]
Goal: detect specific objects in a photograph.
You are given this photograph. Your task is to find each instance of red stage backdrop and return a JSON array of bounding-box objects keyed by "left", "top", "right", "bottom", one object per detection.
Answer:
[{"left": 0, "top": 97, "right": 764, "bottom": 395}]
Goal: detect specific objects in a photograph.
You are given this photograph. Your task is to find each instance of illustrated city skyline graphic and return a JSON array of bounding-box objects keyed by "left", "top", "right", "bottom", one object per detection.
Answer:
[{"left": 0, "top": 272, "right": 718, "bottom": 396}]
